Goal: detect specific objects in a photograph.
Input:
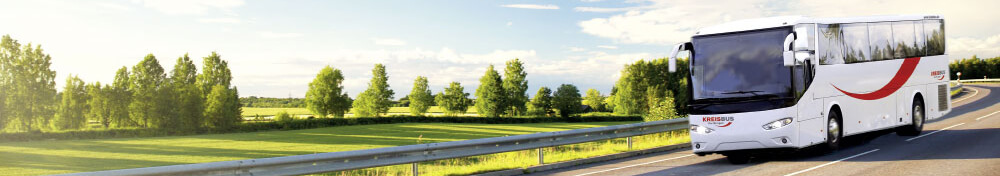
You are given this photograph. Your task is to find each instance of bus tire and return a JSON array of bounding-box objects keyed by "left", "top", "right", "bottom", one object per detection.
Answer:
[
  {"left": 826, "top": 112, "right": 842, "bottom": 150},
  {"left": 897, "top": 99, "right": 925, "bottom": 136}
]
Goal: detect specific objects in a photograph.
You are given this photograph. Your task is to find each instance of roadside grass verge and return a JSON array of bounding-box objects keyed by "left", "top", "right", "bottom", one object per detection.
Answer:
[
  {"left": 0, "top": 122, "right": 644, "bottom": 175},
  {"left": 331, "top": 131, "right": 690, "bottom": 176}
]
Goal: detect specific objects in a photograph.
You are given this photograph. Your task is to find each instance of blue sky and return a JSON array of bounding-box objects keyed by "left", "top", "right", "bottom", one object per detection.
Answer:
[{"left": 2, "top": 0, "right": 998, "bottom": 98}]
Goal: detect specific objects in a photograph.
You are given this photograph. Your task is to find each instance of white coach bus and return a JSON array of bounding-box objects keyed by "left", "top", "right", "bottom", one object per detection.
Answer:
[{"left": 667, "top": 15, "right": 950, "bottom": 164}]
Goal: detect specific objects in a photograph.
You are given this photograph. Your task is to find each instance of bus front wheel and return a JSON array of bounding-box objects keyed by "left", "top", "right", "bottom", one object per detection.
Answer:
[
  {"left": 826, "top": 112, "right": 842, "bottom": 150},
  {"left": 897, "top": 99, "right": 925, "bottom": 136}
]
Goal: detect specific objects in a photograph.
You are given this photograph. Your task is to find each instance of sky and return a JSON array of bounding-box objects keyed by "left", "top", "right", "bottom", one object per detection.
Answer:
[{"left": 1, "top": 0, "right": 998, "bottom": 98}]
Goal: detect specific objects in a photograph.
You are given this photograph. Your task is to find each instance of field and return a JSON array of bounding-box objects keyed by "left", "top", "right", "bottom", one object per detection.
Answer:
[
  {"left": 242, "top": 107, "right": 478, "bottom": 117},
  {"left": 0, "top": 121, "right": 692, "bottom": 175}
]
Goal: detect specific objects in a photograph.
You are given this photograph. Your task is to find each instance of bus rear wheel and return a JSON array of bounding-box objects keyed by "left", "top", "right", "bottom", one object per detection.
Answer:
[{"left": 897, "top": 100, "right": 925, "bottom": 136}]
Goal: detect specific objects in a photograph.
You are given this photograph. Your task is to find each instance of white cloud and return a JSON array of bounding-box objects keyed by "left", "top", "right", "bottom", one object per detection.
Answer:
[
  {"left": 501, "top": 4, "right": 560, "bottom": 10},
  {"left": 372, "top": 38, "right": 407, "bottom": 46},
  {"left": 568, "top": 47, "right": 587, "bottom": 52},
  {"left": 198, "top": 17, "right": 241, "bottom": 24},
  {"left": 578, "top": 0, "right": 1000, "bottom": 52},
  {"left": 949, "top": 34, "right": 1000, "bottom": 59},
  {"left": 597, "top": 45, "right": 618, "bottom": 49},
  {"left": 257, "top": 31, "right": 303, "bottom": 39},
  {"left": 135, "top": 0, "right": 245, "bottom": 15},
  {"left": 574, "top": 7, "right": 640, "bottom": 13},
  {"left": 97, "top": 2, "right": 132, "bottom": 11},
  {"left": 506, "top": 21, "right": 513, "bottom": 26},
  {"left": 581, "top": 0, "right": 605, "bottom": 2}
]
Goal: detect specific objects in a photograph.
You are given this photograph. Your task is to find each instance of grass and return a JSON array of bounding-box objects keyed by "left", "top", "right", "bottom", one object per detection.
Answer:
[
  {"left": 243, "top": 107, "right": 478, "bottom": 117},
  {"left": 0, "top": 121, "right": 690, "bottom": 176}
]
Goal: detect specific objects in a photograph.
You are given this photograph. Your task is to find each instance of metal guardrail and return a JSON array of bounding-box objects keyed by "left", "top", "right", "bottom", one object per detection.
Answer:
[
  {"left": 60, "top": 118, "right": 690, "bottom": 176},
  {"left": 956, "top": 78, "right": 1000, "bottom": 83}
]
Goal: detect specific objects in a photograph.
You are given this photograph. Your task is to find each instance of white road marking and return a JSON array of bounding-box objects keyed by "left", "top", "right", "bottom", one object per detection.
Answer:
[
  {"left": 574, "top": 154, "right": 694, "bottom": 176},
  {"left": 784, "top": 149, "right": 880, "bottom": 176},
  {"left": 952, "top": 87, "right": 979, "bottom": 103},
  {"left": 906, "top": 123, "right": 965, "bottom": 142},
  {"left": 976, "top": 111, "right": 1000, "bottom": 121}
]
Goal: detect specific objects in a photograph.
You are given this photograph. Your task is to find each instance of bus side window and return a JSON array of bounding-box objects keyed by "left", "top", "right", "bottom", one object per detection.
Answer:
[
  {"left": 868, "top": 22, "right": 894, "bottom": 61},
  {"left": 819, "top": 24, "right": 845, "bottom": 65},
  {"left": 914, "top": 20, "right": 927, "bottom": 56},
  {"left": 924, "top": 19, "right": 945, "bottom": 55},
  {"left": 892, "top": 21, "right": 919, "bottom": 58},
  {"left": 842, "top": 23, "right": 870, "bottom": 63}
]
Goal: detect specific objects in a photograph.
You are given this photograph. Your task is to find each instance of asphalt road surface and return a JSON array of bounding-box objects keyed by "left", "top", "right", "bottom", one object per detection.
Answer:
[{"left": 526, "top": 84, "right": 1000, "bottom": 176}]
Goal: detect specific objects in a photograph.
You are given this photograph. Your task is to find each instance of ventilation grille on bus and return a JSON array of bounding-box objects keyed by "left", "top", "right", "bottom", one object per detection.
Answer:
[{"left": 938, "top": 84, "right": 948, "bottom": 111}]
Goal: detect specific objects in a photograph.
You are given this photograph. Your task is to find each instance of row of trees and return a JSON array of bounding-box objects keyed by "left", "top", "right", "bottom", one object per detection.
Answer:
[
  {"left": 240, "top": 96, "right": 305, "bottom": 108},
  {"left": 950, "top": 55, "right": 1000, "bottom": 80},
  {"left": 304, "top": 58, "right": 592, "bottom": 118},
  {"left": 0, "top": 35, "right": 242, "bottom": 132}
]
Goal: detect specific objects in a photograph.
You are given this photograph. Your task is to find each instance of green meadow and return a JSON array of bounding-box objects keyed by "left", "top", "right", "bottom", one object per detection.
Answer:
[{"left": 0, "top": 121, "right": 689, "bottom": 176}]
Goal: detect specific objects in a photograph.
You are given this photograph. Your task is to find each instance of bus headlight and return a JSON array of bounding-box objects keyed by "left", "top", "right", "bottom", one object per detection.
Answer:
[
  {"left": 690, "top": 125, "right": 714, "bottom": 134},
  {"left": 762, "top": 117, "right": 793, "bottom": 130}
]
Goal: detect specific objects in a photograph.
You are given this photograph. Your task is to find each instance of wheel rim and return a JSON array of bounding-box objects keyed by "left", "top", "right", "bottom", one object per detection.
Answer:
[
  {"left": 914, "top": 105, "right": 923, "bottom": 129},
  {"left": 828, "top": 118, "right": 840, "bottom": 143}
]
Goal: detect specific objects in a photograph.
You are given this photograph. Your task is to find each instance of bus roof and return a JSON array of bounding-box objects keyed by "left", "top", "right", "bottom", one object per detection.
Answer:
[{"left": 695, "top": 14, "right": 942, "bottom": 36}]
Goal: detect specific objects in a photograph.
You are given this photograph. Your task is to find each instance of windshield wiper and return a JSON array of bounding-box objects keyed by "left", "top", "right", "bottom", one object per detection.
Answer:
[{"left": 721, "top": 90, "right": 763, "bottom": 96}]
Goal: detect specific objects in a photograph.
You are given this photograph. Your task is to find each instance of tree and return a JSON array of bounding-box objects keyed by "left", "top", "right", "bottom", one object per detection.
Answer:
[
  {"left": 527, "top": 87, "right": 553, "bottom": 116},
  {"left": 352, "top": 64, "right": 394, "bottom": 117},
  {"left": 476, "top": 65, "right": 504, "bottom": 117},
  {"left": 128, "top": 54, "right": 169, "bottom": 128},
  {"left": 305, "top": 66, "right": 351, "bottom": 117},
  {"left": 197, "top": 52, "right": 232, "bottom": 97},
  {"left": 197, "top": 52, "right": 242, "bottom": 127},
  {"left": 86, "top": 82, "right": 112, "bottom": 128},
  {"left": 171, "top": 54, "right": 204, "bottom": 130},
  {"left": 583, "top": 89, "right": 606, "bottom": 112},
  {"left": 53, "top": 75, "right": 88, "bottom": 130},
  {"left": 109, "top": 66, "right": 134, "bottom": 127},
  {"left": 408, "top": 76, "right": 433, "bottom": 116},
  {"left": 610, "top": 58, "right": 689, "bottom": 115},
  {"left": 553, "top": 84, "right": 582, "bottom": 118},
  {"left": 1, "top": 35, "right": 58, "bottom": 132},
  {"left": 204, "top": 85, "right": 241, "bottom": 128},
  {"left": 436, "top": 82, "right": 471, "bottom": 116},
  {"left": 502, "top": 58, "right": 528, "bottom": 116}
]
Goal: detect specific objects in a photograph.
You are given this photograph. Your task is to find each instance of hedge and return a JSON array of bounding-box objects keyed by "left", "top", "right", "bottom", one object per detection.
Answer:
[{"left": 0, "top": 115, "right": 640, "bottom": 142}]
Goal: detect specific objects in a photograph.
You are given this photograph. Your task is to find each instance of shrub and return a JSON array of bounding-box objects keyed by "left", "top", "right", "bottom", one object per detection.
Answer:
[{"left": 644, "top": 96, "right": 679, "bottom": 122}]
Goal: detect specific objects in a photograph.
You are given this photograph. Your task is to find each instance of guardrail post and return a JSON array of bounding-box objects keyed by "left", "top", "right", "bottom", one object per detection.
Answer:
[
  {"left": 627, "top": 137, "right": 633, "bottom": 150},
  {"left": 538, "top": 148, "right": 544, "bottom": 164},
  {"left": 412, "top": 163, "right": 418, "bottom": 176}
]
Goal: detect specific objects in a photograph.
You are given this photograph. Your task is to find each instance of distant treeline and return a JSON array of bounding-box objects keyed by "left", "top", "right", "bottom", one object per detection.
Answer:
[
  {"left": 240, "top": 96, "right": 306, "bottom": 108},
  {"left": 950, "top": 55, "right": 1000, "bottom": 80}
]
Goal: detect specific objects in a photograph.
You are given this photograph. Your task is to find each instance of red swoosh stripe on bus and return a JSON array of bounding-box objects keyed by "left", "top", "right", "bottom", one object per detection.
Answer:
[
  {"left": 718, "top": 122, "right": 732, "bottom": 127},
  {"left": 832, "top": 57, "right": 921, "bottom": 100}
]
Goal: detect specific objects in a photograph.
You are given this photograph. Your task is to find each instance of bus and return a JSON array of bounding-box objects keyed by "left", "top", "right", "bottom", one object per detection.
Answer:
[{"left": 667, "top": 15, "right": 950, "bottom": 164}]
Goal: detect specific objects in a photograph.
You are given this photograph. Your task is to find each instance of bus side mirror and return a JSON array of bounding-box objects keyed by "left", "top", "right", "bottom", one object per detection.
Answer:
[
  {"left": 669, "top": 42, "right": 690, "bottom": 73},
  {"left": 783, "top": 33, "right": 796, "bottom": 66}
]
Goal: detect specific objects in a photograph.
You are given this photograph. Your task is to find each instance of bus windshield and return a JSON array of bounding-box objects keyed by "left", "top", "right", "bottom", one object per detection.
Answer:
[{"left": 691, "top": 27, "right": 793, "bottom": 106}]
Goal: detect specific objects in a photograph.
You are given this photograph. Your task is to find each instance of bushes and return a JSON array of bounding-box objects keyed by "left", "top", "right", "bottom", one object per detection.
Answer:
[{"left": 0, "top": 115, "right": 641, "bottom": 142}]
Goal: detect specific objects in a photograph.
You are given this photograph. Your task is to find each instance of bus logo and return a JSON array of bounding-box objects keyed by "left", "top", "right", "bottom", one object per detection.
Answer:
[
  {"left": 832, "top": 57, "right": 921, "bottom": 100},
  {"left": 703, "top": 116, "right": 734, "bottom": 127},
  {"left": 931, "top": 70, "right": 946, "bottom": 80}
]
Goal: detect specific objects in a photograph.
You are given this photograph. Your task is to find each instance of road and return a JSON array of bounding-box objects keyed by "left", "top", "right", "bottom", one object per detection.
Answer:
[{"left": 526, "top": 84, "right": 1000, "bottom": 176}]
